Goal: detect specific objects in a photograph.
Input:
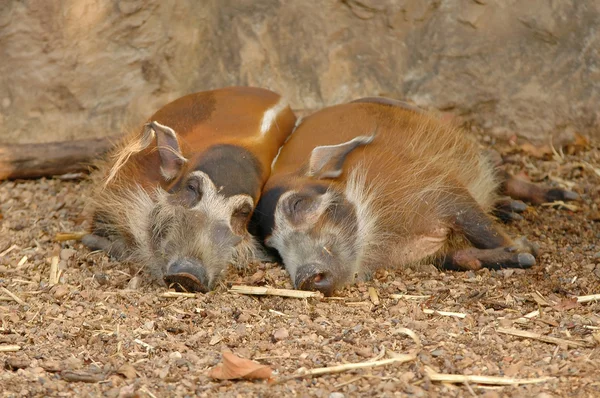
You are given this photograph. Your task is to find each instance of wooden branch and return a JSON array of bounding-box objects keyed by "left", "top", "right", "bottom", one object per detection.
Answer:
[
  {"left": 0, "top": 135, "right": 122, "bottom": 180},
  {"left": 0, "top": 108, "right": 320, "bottom": 181}
]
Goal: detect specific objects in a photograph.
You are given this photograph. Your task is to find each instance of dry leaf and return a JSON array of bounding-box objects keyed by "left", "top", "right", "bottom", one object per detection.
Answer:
[
  {"left": 531, "top": 291, "right": 551, "bottom": 306},
  {"left": 520, "top": 143, "right": 553, "bottom": 159},
  {"left": 552, "top": 297, "right": 580, "bottom": 312},
  {"left": 117, "top": 363, "right": 137, "bottom": 379},
  {"left": 246, "top": 270, "right": 265, "bottom": 285},
  {"left": 564, "top": 133, "right": 590, "bottom": 155},
  {"left": 208, "top": 351, "right": 272, "bottom": 380},
  {"left": 504, "top": 360, "right": 525, "bottom": 377},
  {"left": 209, "top": 335, "right": 222, "bottom": 346}
]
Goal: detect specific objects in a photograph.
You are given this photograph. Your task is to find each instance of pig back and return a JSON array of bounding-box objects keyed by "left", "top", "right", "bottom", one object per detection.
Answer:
[{"left": 273, "top": 102, "right": 498, "bottom": 237}]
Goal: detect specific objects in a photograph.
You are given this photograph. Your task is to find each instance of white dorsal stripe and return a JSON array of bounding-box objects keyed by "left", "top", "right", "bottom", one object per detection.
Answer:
[{"left": 260, "top": 97, "right": 288, "bottom": 136}]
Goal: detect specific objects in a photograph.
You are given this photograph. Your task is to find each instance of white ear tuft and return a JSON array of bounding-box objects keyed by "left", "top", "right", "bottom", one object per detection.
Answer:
[
  {"left": 307, "top": 134, "right": 375, "bottom": 179},
  {"left": 149, "top": 121, "right": 188, "bottom": 181}
]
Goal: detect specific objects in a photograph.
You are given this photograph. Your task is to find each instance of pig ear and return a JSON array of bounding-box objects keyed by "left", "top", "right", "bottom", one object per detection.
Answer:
[
  {"left": 307, "top": 135, "right": 374, "bottom": 179},
  {"left": 145, "top": 121, "right": 187, "bottom": 180}
]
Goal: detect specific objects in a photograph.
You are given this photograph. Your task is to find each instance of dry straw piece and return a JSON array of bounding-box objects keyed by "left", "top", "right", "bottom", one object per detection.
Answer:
[
  {"left": 497, "top": 327, "right": 589, "bottom": 348},
  {"left": 0, "top": 345, "right": 22, "bottom": 352},
  {"left": 159, "top": 291, "right": 197, "bottom": 298},
  {"left": 422, "top": 308, "right": 467, "bottom": 319},
  {"left": 48, "top": 256, "right": 60, "bottom": 286},
  {"left": 577, "top": 293, "right": 600, "bottom": 303},
  {"left": 54, "top": 232, "right": 88, "bottom": 242},
  {"left": 0, "top": 287, "right": 25, "bottom": 306},
  {"left": 275, "top": 327, "right": 421, "bottom": 383},
  {"left": 425, "top": 366, "right": 555, "bottom": 386},
  {"left": 368, "top": 287, "right": 380, "bottom": 305},
  {"left": 229, "top": 285, "right": 321, "bottom": 298},
  {"left": 390, "top": 294, "right": 431, "bottom": 300}
]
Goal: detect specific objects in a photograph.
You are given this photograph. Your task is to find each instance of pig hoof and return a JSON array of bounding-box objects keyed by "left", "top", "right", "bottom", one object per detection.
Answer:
[
  {"left": 493, "top": 198, "right": 528, "bottom": 223},
  {"left": 164, "top": 273, "right": 207, "bottom": 293},
  {"left": 517, "top": 253, "right": 536, "bottom": 268},
  {"left": 546, "top": 188, "right": 579, "bottom": 203}
]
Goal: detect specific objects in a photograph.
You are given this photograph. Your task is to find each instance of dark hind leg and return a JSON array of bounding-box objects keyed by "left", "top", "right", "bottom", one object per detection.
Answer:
[
  {"left": 440, "top": 205, "right": 538, "bottom": 271},
  {"left": 492, "top": 196, "right": 528, "bottom": 223},
  {"left": 497, "top": 170, "right": 579, "bottom": 205},
  {"left": 484, "top": 149, "right": 579, "bottom": 222}
]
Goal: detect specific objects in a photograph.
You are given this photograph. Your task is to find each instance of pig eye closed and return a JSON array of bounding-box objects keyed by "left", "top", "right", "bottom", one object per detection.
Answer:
[
  {"left": 285, "top": 195, "right": 312, "bottom": 216},
  {"left": 169, "top": 176, "right": 203, "bottom": 208},
  {"left": 185, "top": 178, "right": 202, "bottom": 197},
  {"left": 230, "top": 202, "right": 254, "bottom": 235}
]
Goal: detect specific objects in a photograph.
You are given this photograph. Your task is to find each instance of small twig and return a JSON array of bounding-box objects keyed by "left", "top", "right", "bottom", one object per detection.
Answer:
[
  {"left": 423, "top": 308, "right": 466, "bottom": 319},
  {"left": 54, "top": 232, "right": 88, "bottom": 242},
  {"left": 273, "top": 328, "right": 420, "bottom": 385},
  {"left": 464, "top": 381, "right": 477, "bottom": 397},
  {"left": 530, "top": 291, "right": 551, "bottom": 306},
  {"left": 268, "top": 309, "right": 288, "bottom": 317},
  {"left": 0, "top": 244, "right": 17, "bottom": 257},
  {"left": 334, "top": 376, "right": 363, "bottom": 388},
  {"left": 497, "top": 327, "right": 589, "bottom": 348},
  {"left": 0, "top": 287, "right": 26, "bottom": 305},
  {"left": 60, "top": 370, "right": 106, "bottom": 383},
  {"left": 346, "top": 302, "right": 371, "bottom": 307},
  {"left": 577, "top": 294, "right": 600, "bottom": 303},
  {"left": 134, "top": 339, "right": 154, "bottom": 351},
  {"left": 524, "top": 310, "right": 540, "bottom": 318},
  {"left": 540, "top": 201, "right": 579, "bottom": 211},
  {"left": 287, "top": 355, "right": 416, "bottom": 380},
  {"left": 229, "top": 285, "right": 321, "bottom": 298},
  {"left": 159, "top": 291, "right": 196, "bottom": 298},
  {"left": 140, "top": 387, "right": 158, "bottom": 398},
  {"left": 0, "top": 344, "right": 21, "bottom": 352},
  {"left": 425, "top": 366, "right": 554, "bottom": 386},
  {"left": 368, "top": 287, "right": 380, "bottom": 305},
  {"left": 17, "top": 256, "right": 28, "bottom": 267},
  {"left": 390, "top": 294, "right": 431, "bottom": 300},
  {"left": 48, "top": 256, "right": 60, "bottom": 285}
]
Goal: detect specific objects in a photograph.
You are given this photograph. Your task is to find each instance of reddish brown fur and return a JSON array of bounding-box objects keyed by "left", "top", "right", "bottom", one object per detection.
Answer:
[
  {"left": 105, "top": 87, "right": 294, "bottom": 199},
  {"left": 254, "top": 100, "right": 536, "bottom": 295},
  {"left": 85, "top": 87, "right": 297, "bottom": 291}
]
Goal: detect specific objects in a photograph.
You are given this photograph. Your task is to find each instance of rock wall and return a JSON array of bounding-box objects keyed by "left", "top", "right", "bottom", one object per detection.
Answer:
[{"left": 1, "top": 0, "right": 598, "bottom": 144}]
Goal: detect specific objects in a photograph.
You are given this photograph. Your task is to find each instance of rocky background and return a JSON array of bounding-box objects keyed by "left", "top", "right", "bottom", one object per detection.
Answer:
[{"left": 1, "top": 0, "right": 599, "bottom": 145}]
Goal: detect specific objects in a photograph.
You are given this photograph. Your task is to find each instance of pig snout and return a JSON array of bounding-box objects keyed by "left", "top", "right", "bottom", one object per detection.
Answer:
[
  {"left": 163, "top": 258, "right": 210, "bottom": 293},
  {"left": 295, "top": 263, "right": 336, "bottom": 297}
]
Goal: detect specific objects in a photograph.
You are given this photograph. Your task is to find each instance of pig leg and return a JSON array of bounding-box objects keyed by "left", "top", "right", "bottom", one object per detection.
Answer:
[
  {"left": 82, "top": 234, "right": 127, "bottom": 261},
  {"left": 497, "top": 170, "right": 579, "bottom": 205},
  {"left": 440, "top": 205, "right": 538, "bottom": 271},
  {"left": 484, "top": 149, "right": 578, "bottom": 221},
  {"left": 492, "top": 196, "right": 527, "bottom": 223}
]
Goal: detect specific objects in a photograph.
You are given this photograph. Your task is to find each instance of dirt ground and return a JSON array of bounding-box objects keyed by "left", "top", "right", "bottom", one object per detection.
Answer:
[{"left": 0, "top": 135, "right": 599, "bottom": 398}]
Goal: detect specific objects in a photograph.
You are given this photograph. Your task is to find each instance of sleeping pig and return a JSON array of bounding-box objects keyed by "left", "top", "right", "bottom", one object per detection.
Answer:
[
  {"left": 251, "top": 97, "right": 577, "bottom": 296},
  {"left": 83, "top": 87, "right": 296, "bottom": 292}
]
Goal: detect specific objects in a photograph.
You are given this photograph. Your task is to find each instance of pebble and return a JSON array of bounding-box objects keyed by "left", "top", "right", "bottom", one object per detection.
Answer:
[
  {"left": 117, "top": 364, "right": 137, "bottom": 379},
  {"left": 5, "top": 357, "right": 31, "bottom": 370},
  {"left": 60, "top": 249, "right": 77, "bottom": 260},
  {"left": 431, "top": 349, "right": 445, "bottom": 357},
  {"left": 273, "top": 328, "right": 289, "bottom": 341},
  {"left": 329, "top": 393, "right": 345, "bottom": 398},
  {"left": 52, "top": 285, "right": 70, "bottom": 299},
  {"left": 127, "top": 276, "right": 142, "bottom": 290}
]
